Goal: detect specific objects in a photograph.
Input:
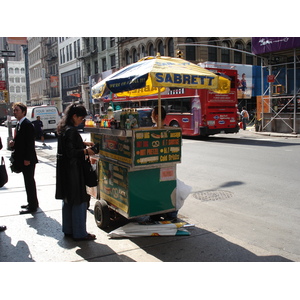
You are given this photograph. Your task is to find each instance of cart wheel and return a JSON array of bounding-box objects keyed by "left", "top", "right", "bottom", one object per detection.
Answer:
[{"left": 94, "top": 200, "right": 110, "bottom": 229}]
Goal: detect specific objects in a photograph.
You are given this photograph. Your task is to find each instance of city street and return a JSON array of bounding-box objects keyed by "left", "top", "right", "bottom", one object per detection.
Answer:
[{"left": 0, "top": 125, "right": 300, "bottom": 262}]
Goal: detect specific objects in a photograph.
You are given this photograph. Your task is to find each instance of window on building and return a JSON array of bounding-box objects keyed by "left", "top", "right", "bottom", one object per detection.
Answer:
[
  {"left": 186, "top": 37, "right": 196, "bottom": 61},
  {"left": 158, "top": 40, "right": 164, "bottom": 56},
  {"left": 15, "top": 68, "right": 19, "bottom": 74},
  {"left": 125, "top": 50, "right": 130, "bottom": 65},
  {"left": 16, "top": 86, "right": 21, "bottom": 93},
  {"left": 110, "top": 54, "right": 116, "bottom": 68},
  {"left": 15, "top": 77, "right": 20, "bottom": 83},
  {"left": 208, "top": 38, "right": 218, "bottom": 62},
  {"left": 77, "top": 40, "right": 80, "bottom": 57},
  {"left": 85, "top": 38, "right": 90, "bottom": 52},
  {"left": 93, "top": 37, "right": 97, "bottom": 50},
  {"left": 9, "top": 68, "right": 13, "bottom": 74},
  {"left": 101, "top": 38, "right": 106, "bottom": 51},
  {"left": 110, "top": 37, "right": 115, "bottom": 48},
  {"left": 140, "top": 45, "right": 146, "bottom": 58},
  {"left": 246, "top": 42, "right": 253, "bottom": 65},
  {"left": 9, "top": 77, "right": 14, "bottom": 83},
  {"left": 21, "top": 77, "right": 25, "bottom": 83},
  {"left": 148, "top": 43, "right": 154, "bottom": 56},
  {"left": 74, "top": 41, "right": 77, "bottom": 58},
  {"left": 221, "top": 41, "right": 230, "bottom": 63},
  {"left": 168, "top": 38, "right": 174, "bottom": 57},
  {"left": 22, "top": 86, "right": 26, "bottom": 93},
  {"left": 10, "top": 86, "right": 15, "bottom": 93},
  {"left": 66, "top": 45, "right": 69, "bottom": 61},
  {"left": 21, "top": 68, "right": 25, "bottom": 74},
  {"left": 234, "top": 41, "right": 243, "bottom": 64},
  {"left": 94, "top": 60, "right": 98, "bottom": 74},
  {"left": 132, "top": 48, "right": 138, "bottom": 63},
  {"left": 102, "top": 58, "right": 107, "bottom": 72},
  {"left": 69, "top": 43, "right": 72, "bottom": 60}
]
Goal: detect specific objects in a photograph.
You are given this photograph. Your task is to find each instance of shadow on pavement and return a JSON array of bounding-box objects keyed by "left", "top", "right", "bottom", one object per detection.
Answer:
[
  {"left": 100, "top": 215, "right": 293, "bottom": 262},
  {"left": 1, "top": 209, "right": 135, "bottom": 262},
  {"left": 128, "top": 224, "right": 293, "bottom": 262},
  {"left": 0, "top": 232, "right": 35, "bottom": 262}
]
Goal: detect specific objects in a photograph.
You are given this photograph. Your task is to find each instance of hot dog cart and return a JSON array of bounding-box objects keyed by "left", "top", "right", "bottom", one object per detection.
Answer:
[{"left": 84, "top": 126, "right": 182, "bottom": 229}]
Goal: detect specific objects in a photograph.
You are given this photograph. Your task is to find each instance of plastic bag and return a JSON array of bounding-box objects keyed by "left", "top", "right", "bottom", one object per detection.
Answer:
[{"left": 175, "top": 179, "right": 192, "bottom": 210}]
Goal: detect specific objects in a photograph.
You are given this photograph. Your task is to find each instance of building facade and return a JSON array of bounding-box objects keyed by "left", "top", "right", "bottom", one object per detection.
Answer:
[
  {"left": 58, "top": 37, "right": 84, "bottom": 112},
  {"left": 7, "top": 60, "right": 27, "bottom": 103}
]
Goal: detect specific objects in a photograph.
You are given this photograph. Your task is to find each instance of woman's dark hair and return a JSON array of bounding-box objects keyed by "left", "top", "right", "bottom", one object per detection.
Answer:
[
  {"left": 57, "top": 104, "right": 87, "bottom": 134},
  {"left": 153, "top": 105, "right": 166, "bottom": 120}
]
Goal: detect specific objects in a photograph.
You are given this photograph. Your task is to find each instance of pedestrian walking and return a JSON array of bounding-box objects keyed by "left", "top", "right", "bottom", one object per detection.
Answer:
[
  {"left": 241, "top": 106, "right": 249, "bottom": 130},
  {"left": 0, "top": 136, "right": 7, "bottom": 231},
  {"left": 32, "top": 116, "right": 46, "bottom": 146},
  {"left": 55, "top": 104, "right": 96, "bottom": 241},
  {"left": 9, "top": 102, "right": 39, "bottom": 214}
]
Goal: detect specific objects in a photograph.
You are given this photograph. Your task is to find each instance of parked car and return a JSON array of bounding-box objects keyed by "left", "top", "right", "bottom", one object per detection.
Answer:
[{"left": 3, "top": 116, "right": 17, "bottom": 127}]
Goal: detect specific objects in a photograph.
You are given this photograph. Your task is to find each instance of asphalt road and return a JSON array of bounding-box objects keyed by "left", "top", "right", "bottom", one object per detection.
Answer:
[{"left": 178, "top": 130, "right": 300, "bottom": 262}]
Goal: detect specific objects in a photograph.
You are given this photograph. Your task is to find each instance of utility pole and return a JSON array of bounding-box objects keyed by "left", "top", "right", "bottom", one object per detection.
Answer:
[{"left": 3, "top": 38, "right": 13, "bottom": 150}]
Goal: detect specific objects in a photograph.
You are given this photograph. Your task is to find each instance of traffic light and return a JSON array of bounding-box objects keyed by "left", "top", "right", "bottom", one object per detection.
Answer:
[
  {"left": 3, "top": 90, "right": 9, "bottom": 103},
  {"left": 176, "top": 50, "right": 184, "bottom": 59}
]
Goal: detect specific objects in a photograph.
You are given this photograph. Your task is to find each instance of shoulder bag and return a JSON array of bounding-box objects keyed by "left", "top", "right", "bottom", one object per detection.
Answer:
[
  {"left": 83, "top": 154, "right": 98, "bottom": 187},
  {"left": 0, "top": 156, "right": 8, "bottom": 187}
]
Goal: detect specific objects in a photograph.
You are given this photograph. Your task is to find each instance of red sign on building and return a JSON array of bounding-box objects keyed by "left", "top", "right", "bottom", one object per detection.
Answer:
[
  {"left": 267, "top": 75, "right": 275, "bottom": 83},
  {"left": 0, "top": 81, "right": 6, "bottom": 90}
]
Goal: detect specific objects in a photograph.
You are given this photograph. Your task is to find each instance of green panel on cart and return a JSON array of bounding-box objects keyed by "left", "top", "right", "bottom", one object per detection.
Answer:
[{"left": 128, "top": 168, "right": 176, "bottom": 217}]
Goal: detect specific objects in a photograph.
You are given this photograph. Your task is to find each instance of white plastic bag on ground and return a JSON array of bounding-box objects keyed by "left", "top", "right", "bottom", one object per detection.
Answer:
[{"left": 175, "top": 179, "right": 192, "bottom": 210}]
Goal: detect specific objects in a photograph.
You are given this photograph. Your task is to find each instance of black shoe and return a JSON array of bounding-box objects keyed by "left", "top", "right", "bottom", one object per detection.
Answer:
[
  {"left": 0, "top": 225, "right": 7, "bottom": 232},
  {"left": 19, "top": 208, "right": 37, "bottom": 215},
  {"left": 21, "top": 204, "right": 29, "bottom": 209}
]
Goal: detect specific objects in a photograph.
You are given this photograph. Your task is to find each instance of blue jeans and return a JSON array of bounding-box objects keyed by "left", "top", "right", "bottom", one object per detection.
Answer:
[{"left": 62, "top": 201, "right": 87, "bottom": 239}]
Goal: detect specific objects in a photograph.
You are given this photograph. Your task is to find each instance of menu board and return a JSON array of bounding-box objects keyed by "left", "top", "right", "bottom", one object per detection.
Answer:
[
  {"left": 99, "top": 159, "right": 129, "bottom": 213},
  {"left": 134, "top": 129, "right": 181, "bottom": 166},
  {"left": 98, "top": 134, "right": 133, "bottom": 166}
]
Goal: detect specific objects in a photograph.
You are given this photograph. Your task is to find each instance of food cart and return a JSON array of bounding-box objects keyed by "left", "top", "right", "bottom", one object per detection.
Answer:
[
  {"left": 88, "top": 54, "right": 231, "bottom": 229},
  {"left": 85, "top": 126, "right": 182, "bottom": 228}
]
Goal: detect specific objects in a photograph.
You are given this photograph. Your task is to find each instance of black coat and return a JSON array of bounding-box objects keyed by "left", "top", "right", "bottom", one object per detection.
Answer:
[
  {"left": 55, "top": 126, "right": 90, "bottom": 205},
  {"left": 11, "top": 118, "right": 38, "bottom": 171}
]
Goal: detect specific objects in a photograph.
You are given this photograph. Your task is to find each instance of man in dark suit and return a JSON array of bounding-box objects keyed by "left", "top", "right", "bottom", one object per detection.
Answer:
[{"left": 9, "top": 102, "right": 39, "bottom": 214}]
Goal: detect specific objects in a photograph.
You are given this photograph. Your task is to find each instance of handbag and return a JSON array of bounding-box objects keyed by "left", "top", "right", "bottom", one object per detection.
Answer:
[
  {"left": 9, "top": 151, "right": 22, "bottom": 173},
  {"left": 0, "top": 156, "right": 8, "bottom": 188},
  {"left": 83, "top": 154, "right": 98, "bottom": 187}
]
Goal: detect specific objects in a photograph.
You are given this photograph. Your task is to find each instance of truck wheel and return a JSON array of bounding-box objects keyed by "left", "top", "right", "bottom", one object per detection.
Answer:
[
  {"left": 94, "top": 200, "right": 110, "bottom": 229},
  {"left": 170, "top": 121, "right": 180, "bottom": 127}
]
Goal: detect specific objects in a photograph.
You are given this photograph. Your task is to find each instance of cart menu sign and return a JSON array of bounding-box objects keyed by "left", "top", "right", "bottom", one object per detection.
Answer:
[{"left": 134, "top": 128, "right": 182, "bottom": 166}]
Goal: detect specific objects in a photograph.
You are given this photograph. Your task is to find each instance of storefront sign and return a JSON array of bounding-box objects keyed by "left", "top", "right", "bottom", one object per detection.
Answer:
[{"left": 0, "top": 81, "right": 6, "bottom": 90}]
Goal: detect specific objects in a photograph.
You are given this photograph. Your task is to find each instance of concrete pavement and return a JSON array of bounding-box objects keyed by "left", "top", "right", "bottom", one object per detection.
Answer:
[{"left": 0, "top": 128, "right": 295, "bottom": 262}]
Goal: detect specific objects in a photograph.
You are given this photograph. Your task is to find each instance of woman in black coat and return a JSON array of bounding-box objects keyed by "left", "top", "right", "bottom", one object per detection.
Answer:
[{"left": 55, "top": 104, "right": 96, "bottom": 241}]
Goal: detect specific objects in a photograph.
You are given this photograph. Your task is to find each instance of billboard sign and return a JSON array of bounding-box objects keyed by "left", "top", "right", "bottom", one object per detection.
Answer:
[
  {"left": 199, "top": 61, "right": 253, "bottom": 99},
  {"left": 252, "top": 37, "right": 300, "bottom": 55}
]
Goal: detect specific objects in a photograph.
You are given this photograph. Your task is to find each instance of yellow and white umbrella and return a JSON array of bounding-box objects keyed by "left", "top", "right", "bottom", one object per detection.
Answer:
[{"left": 92, "top": 54, "right": 231, "bottom": 127}]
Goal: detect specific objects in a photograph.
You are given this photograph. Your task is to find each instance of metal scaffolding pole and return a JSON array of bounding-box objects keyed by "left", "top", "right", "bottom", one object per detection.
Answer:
[{"left": 293, "top": 48, "right": 297, "bottom": 133}]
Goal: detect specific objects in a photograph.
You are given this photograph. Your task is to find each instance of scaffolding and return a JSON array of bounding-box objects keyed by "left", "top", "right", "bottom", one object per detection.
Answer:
[{"left": 260, "top": 48, "right": 300, "bottom": 134}]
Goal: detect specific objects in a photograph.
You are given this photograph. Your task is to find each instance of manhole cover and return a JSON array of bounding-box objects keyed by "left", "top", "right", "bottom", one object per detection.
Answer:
[{"left": 193, "top": 190, "right": 234, "bottom": 202}]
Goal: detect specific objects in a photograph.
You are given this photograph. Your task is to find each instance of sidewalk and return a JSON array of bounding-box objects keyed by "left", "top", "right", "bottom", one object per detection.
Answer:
[
  {"left": 247, "top": 124, "right": 300, "bottom": 138},
  {"left": 0, "top": 143, "right": 150, "bottom": 262}
]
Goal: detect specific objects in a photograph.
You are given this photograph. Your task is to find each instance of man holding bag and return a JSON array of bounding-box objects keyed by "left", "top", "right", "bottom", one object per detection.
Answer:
[
  {"left": 9, "top": 102, "right": 39, "bottom": 214},
  {"left": 0, "top": 136, "right": 7, "bottom": 231}
]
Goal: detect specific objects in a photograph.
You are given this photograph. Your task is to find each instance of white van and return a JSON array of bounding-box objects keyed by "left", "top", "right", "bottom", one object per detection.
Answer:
[{"left": 26, "top": 105, "right": 60, "bottom": 135}]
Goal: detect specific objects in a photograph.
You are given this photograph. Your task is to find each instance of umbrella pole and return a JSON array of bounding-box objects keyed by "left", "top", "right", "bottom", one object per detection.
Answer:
[{"left": 158, "top": 88, "right": 162, "bottom": 128}]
